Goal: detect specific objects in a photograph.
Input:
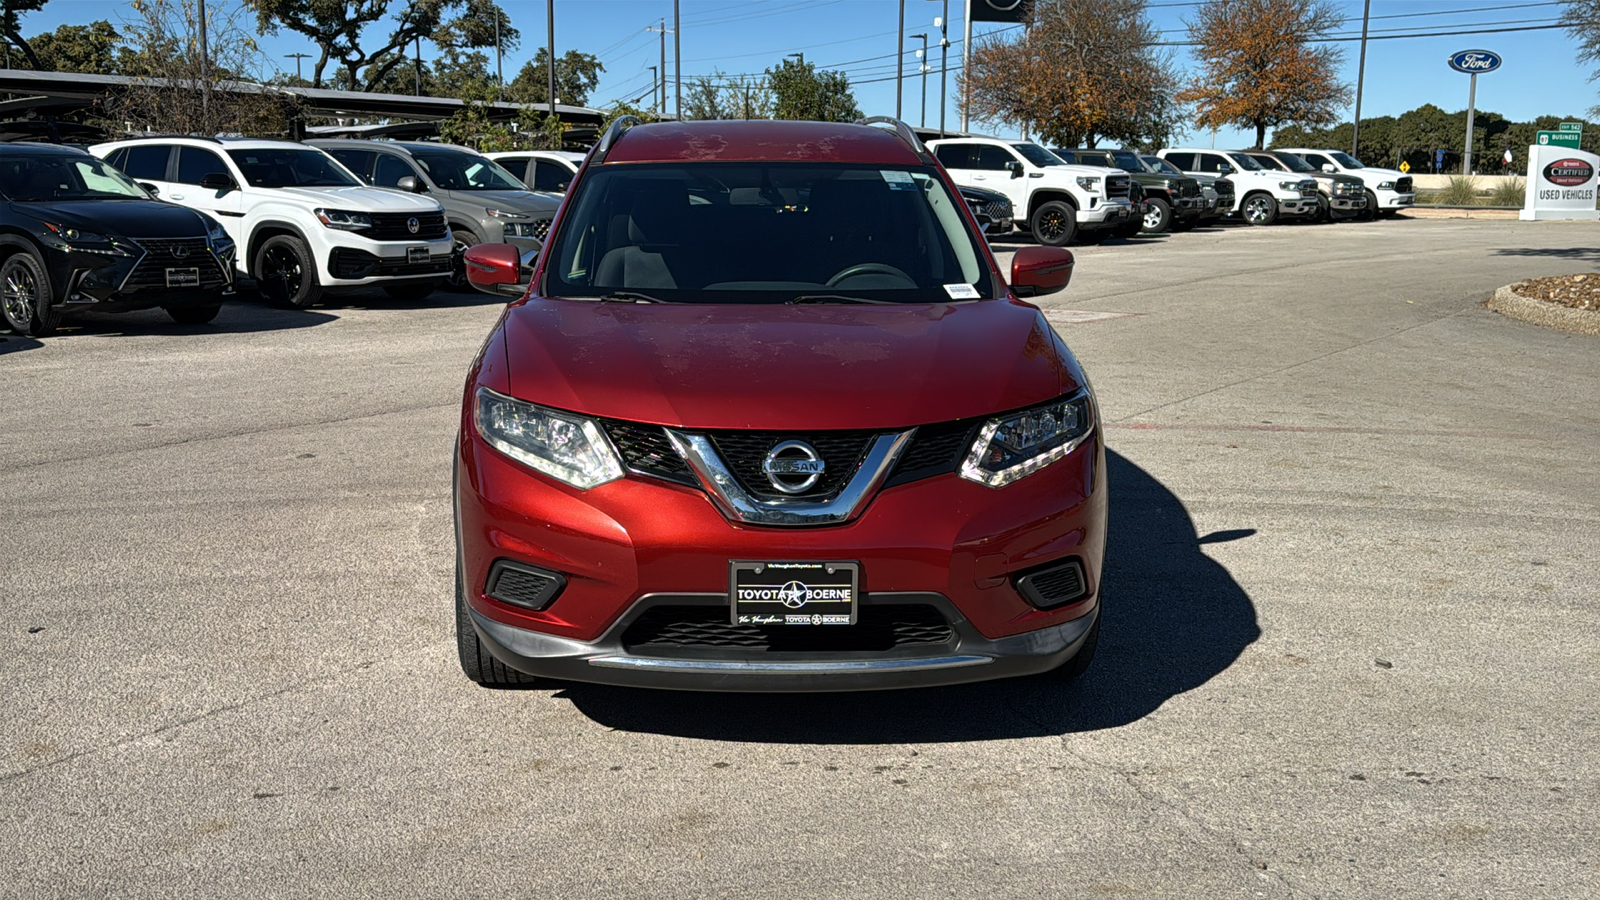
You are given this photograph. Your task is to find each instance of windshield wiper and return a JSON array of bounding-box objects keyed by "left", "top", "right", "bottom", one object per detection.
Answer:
[
  {"left": 787, "top": 294, "right": 897, "bottom": 305},
  {"left": 595, "top": 291, "right": 667, "bottom": 304}
]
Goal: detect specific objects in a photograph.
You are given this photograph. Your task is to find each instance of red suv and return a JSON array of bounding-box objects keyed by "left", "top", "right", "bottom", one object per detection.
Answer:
[{"left": 455, "top": 118, "right": 1105, "bottom": 691}]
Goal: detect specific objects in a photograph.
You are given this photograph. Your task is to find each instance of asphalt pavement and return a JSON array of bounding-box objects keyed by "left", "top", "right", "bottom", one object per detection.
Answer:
[{"left": 2, "top": 217, "right": 1596, "bottom": 898}]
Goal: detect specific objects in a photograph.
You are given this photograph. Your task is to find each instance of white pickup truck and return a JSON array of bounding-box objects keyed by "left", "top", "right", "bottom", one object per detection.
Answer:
[
  {"left": 1274, "top": 148, "right": 1416, "bottom": 218},
  {"left": 1157, "top": 148, "right": 1320, "bottom": 226},
  {"left": 928, "top": 137, "right": 1137, "bottom": 245}
]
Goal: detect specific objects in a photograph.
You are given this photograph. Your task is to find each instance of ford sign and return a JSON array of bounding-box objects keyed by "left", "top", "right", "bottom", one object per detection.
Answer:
[{"left": 1448, "top": 49, "right": 1502, "bottom": 74}]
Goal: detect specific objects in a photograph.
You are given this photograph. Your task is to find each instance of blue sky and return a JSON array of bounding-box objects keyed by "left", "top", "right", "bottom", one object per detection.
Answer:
[{"left": 19, "top": 0, "right": 1598, "bottom": 148}]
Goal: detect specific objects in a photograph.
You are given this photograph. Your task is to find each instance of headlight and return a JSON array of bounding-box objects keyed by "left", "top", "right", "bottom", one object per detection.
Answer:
[
  {"left": 1278, "top": 181, "right": 1301, "bottom": 190},
  {"left": 474, "top": 388, "right": 623, "bottom": 490},
  {"left": 41, "top": 223, "right": 130, "bottom": 256},
  {"left": 314, "top": 208, "right": 372, "bottom": 230},
  {"left": 1075, "top": 176, "right": 1101, "bottom": 191},
  {"left": 485, "top": 208, "right": 530, "bottom": 219},
  {"left": 1376, "top": 181, "right": 1395, "bottom": 190},
  {"left": 959, "top": 391, "right": 1095, "bottom": 488}
]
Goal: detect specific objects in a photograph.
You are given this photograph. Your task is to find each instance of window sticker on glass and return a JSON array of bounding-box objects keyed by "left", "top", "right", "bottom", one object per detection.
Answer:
[
  {"left": 881, "top": 169, "right": 918, "bottom": 190},
  {"left": 944, "top": 283, "right": 980, "bottom": 299}
]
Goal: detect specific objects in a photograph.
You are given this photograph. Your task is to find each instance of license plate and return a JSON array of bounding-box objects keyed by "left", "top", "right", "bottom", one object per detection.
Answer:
[
  {"left": 730, "top": 560, "right": 859, "bottom": 626},
  {"left": 407, "top": 247, "right": 429, "bottom": 264},
  {"left": 165, "top": 268, "right": 199, "bottom": 288}
]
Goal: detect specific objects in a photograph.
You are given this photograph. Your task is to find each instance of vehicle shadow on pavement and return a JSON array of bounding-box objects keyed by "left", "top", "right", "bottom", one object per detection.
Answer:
[
  {"left": 0, "top": 334, "right": 45, "bottom": 354},
  {"left": 1491, "top": 247, "right": 1600, "bottom": 262},
  {"left": 556, "top": 450, "right": 1261, "bottom": 743},
  {"left": 311, "top": 286, "right": 510, "bottom": 311},
  {"left": 4, "top": 304, "right": 336, "bottom": 341}
]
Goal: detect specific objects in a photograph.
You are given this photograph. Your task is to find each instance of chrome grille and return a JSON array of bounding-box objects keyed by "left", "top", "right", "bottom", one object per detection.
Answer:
[
  {"left": 1213, "top": 179, "right": 1235, "bottom": 199},
  {"left": 705, "top": 429, "right": 877, "bottom": 501}
]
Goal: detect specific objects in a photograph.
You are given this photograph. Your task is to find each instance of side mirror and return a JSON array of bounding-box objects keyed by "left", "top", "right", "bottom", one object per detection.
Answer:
[
  {"left": 1010, "top": 246, "right": 1074, "bottom": 298},
  {"left": 464, "top": 243, "right": 528, "bottom": 298},
  {"left": 138, "top": 181, "right": 160, "bottom": 197},
  {"left": 1321, "top": 163, "right": 1336, "bottom": 173},
  {"left": 1006, "top": 160, "right": 1024, "bottom": 179},
  {"left": 1217, "top": 163, "right": 1233, "bottom": 174},
  {"left": 396, "top": 175, "right": 427, "bottom": 193},
  {"left": 199, "top": 172, "right": 234, "bottom": 191}
]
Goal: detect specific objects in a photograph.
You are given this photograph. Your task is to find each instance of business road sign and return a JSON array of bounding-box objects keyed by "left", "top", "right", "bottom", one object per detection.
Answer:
[{"left": 1538, "top": 130, "right": 1582, "bottom": 150}]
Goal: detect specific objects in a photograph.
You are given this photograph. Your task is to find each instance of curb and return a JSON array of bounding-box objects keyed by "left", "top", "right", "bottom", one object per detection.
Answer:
[
  {"left": 1487, "top": 285, "right": 1600, "bottom": 337},
  {"left": 1400, "top": 207, "right": 1521, "bottom": 220}
]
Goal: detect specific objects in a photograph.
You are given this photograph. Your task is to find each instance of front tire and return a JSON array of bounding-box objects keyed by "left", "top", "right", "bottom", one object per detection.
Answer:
[
  {"left": 1030, "top": 200, "right": 1078, "bottom": 247},
  {"left": 1141, "top": 197, "right": 1173, "bottom": 233},
  {"left": 1360, "top": 190, "right": 1379, "bottom": 221},
  {"left": 254, "top": 235, "right": 323, "bottom": 309},
  {"left": 0, "top": 250, "right": 60, "bottom": 337},
  {"left": 164, "top": 304, "right": 222, "bottom": 325},
  {"left": 1313, "top": 195, "right": 1331, "bottom": 223},
  {"left": 1241, "top": 192, "right": 1279, "bottom": 226},
  {"left": 446, "top": 228, "right": 479, "bottom": 290}
]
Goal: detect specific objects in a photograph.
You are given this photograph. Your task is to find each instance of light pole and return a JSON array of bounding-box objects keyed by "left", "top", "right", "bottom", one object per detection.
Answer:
[
  {"left": 927, "top": 0, "right": 948, "bottom": 137},
  {"left": 647, "top": 20, "right": 672, "bottom": 115},
  {"left": 1352, "top": 0, "right": 1370, "bottom": 155},
  {"left": 494, "top": 11, "right": 504, "bottom": 100},
  {"left": 648, "top": 65, "right": 658, "bottom": 115},
  {"left": 909, "top": 34, "right": 928, "bottom": 128},
  {"left": 414, "top": 36, "right": 422, "bottom": 96},
  {"left": 673, "top": 0, "right": 681, "bottom": 120},
  {"left": 285, "top": 52, "right": 310, "bottom": 82},
  {"left": 547, "top": 0, "right": 556, "bottom": 116},
  {"left": 895, "top": 0, "right": 905, "bottom": 120},
  {"left": 197, "top": 0, "right": 211, "bottom": 130}
]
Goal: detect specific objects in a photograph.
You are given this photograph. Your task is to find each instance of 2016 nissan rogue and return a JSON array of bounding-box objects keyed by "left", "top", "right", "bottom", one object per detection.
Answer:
[{"left": 453, "top": 118, "right": 1106, "bottom": 692}]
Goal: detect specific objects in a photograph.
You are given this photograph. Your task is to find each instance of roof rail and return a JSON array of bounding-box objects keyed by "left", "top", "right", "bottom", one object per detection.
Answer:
[
  {"left": 113, "top": 133, "right": 224, "bottom": 143},
  {"left": 857, "top": 116, "right": 932, "bottom": 163},
  {"left": 591, "top": 115, "right": 642, "bottom": 165}
]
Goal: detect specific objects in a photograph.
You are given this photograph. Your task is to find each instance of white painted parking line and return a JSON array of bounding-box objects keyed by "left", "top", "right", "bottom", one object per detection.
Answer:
[{"left": 1043, "top": 309, "right": 1145, "bottom": 325}]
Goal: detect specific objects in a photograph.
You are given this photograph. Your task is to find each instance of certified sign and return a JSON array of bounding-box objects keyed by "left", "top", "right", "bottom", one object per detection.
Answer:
[
  {"left": 1448, "top": 49, "right": 1502, "bottom": 74},
  {"left": 1543, "top": 158, "right": 1595, "bottom": 187}
]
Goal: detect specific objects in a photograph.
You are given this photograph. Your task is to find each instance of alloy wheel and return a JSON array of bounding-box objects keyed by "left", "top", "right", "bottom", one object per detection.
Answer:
[
  {"left": 1245, "top": 197, "right": 1272, "bottom": 224},
  {"left": 2, "top": 262, "right": 38, "bottom": 331},
  {"left": 1037, "top": 209, "right": 1067, "bottom": 242},
  {"left": 1143, "top": 206, "right": 1164, "bottom": 230},
  {"left": 261, "top": 245, "right": 303, "bottom": 303}
]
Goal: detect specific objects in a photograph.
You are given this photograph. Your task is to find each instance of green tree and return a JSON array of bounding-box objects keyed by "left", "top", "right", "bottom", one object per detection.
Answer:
[
  {"left": 508, "top": 48, "right": 604, "bottom": 106},
  {"left": 1562, "top": 0, "right": 1600, "bottom": 117},
  {"left": 1179, "top": 0, "right": 1350, "bottom": 148},
  {"left": 765, "top": 58, "right": 860, "bottom": 122},
  {"left": 16, "top": 20, "right": 121, "bottom": 73},
  {"left": 0, "top": 0, "right": 49, "bottom": 69}
]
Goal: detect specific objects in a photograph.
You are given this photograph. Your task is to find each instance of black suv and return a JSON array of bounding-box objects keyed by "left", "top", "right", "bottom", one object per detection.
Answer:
[{"left": 0, "top": 145, "right": 235, "bottom": 335}]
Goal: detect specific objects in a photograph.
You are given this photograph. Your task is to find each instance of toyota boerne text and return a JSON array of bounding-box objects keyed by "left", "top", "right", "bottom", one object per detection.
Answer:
[{"left": 453, "top": 118, "right": 1106, "bottom": 692}]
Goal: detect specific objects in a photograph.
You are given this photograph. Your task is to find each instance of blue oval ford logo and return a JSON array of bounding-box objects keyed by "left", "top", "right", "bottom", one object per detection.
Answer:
[{"left": 1448, "top": 49, "right": 1501, "bottom": 74}]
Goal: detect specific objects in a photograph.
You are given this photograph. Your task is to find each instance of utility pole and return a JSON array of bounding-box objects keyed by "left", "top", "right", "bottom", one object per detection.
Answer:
[
  {"left": 934, "top": 0, "right": 948, "bottom": 137},
  {"left": 910, "top": 34, "right": 928, "bottom": 128},
  {"left": 1352, "top": 0, "right": 1370, "bottom": 155},
  {"left": 647, "top": 20, "right": 673, "bottom": 115},
  {"left": 495, "top": 12, "right": 504, "bottom": 100},
  {"left": 960, "top": 0, "right": 971, "bottom": 132},
  {"left": 547, "top": 0, "right": 557, "bottom": 116},
  {"left": 414, "top": 36, "right": 422, "bottom": 95},
  {"left": 197, "top": 0, "right": 211, "bottom": 131},
  {"left": 674, "top": 0, "right": 682, "bottom": 120},
  {"left": 285, "top": 52, "right": 310, "bottom": 82},
  {"left": 895, "top": 0, "right": 905, "bottom": 120}
]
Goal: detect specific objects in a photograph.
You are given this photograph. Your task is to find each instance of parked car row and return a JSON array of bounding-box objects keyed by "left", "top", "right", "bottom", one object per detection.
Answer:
[
  {"left": 923, "top": 136, "right": 1416, "bottom": 246},
  {"left": 1, "top": 137, "right": 562, "bottom": 336}
]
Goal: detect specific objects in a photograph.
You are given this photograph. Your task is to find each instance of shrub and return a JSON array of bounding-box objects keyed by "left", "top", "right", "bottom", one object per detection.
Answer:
[
  {"left": 1438, "top": 175, "right": 1481, "bottom": 205},
  {"left": 1489, "top": 177, "right": 1526, "bottom": 207}
]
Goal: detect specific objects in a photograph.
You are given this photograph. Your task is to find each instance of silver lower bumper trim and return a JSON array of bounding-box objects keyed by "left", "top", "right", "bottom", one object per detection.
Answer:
[{"left": 588, "top": 654, "right": 993, "bottom": 674}]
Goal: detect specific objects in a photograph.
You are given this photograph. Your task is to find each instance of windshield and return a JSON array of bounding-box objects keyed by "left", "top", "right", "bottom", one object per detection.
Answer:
[
  {"left": 412, "top": 151, "right": 525, "bottom": 191},
  {"left": 0, "top": 154, "right": 150, "bottom": 201},
  {"left": 228, "top": 148, "right": 360, "bottom": 188},
  {"left": 1273, "top": 152, "right": 1317, "bottom": 173},
  {"left": 545, "top": 162, "right": 993, "bottom": 304},
  {"left": 1143, "top": 156, "right": 1183, "bottom": 176},
  {"left": 1249, "top": 154, "right": 1287, "bottom": 171},
  {"left": 1224, "top": 152, "right": 1265, "bottom": 171},
  {"left": 1329, "top": 151, "right": 1364, "bottom": 169},
  {"left": 1111, "top": 151, "right": 1146, "bottom": 172},
  {"left": 1012, "top": 144, "right": 1065, "bottom": 167}
]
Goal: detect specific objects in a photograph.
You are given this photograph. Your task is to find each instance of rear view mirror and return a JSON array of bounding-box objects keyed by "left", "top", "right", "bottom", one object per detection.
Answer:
[
  {"left": 199, "top": 172, "right": 234, "bottom": 190},
  {"left": 1010, "top": 246, "right": 1074, "bottom": 298},
  {"left": 396, "top": 175, "right": 426, "bottom": 193},
  {"left": 464, "top": 243, "right": 528, "bottom": 298}
]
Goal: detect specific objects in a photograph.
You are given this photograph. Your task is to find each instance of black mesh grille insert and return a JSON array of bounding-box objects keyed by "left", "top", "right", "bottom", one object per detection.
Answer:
[
  {"left": 621, "top": 604, "right": 953, "bottom": 652},
  {"left": 884, "top": 419, "right": 980, "bottom": 487},
  {"left": 1013, "top": 558, "right": 1088, "bottom": 609},
  {"left": 124, "top": 238, "right": 230, "bottom": 290},
  {"left": 1396, "top": 176, "right": 1413, "bottom": 194},
  {"left": 705, "top": 430, "right": 877, "bottom": 501},
  {"left": 486, "top": 561, "right": 566, "bottom": 610},
  {"left": 601, "top": 420, "right": 698, "bottom": 486},
  {"left": 360, "top": 212, "right": 448, "bottom": 241}
]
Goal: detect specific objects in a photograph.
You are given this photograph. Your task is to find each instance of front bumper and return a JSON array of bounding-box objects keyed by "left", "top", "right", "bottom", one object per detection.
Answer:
[
  {"left": 457, "top": 423, "right": 1107, "bottom": 691},
  {"left": 322, "top": 235, "right": 454, "bottom": 286},
  {"left": 1077, "top": 198, "right": 1135, "bottom": 229},
  {"left": 1375, "top": 189, "right": 1416, "bottom": 210},
  {"left": 1329, "top": 193, "right": 1367, "bottom": 211},
  {"left": 1277, "top": 196, "right": 1319, "bottom": 217},
  {"left": 467, "top": 593, "right": 1098, "bottom": 692},
  {"left": 44, "top": 241, "right": 236, "bottom": 311}
]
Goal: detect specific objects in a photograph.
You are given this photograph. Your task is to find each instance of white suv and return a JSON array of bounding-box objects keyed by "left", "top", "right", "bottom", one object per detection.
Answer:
[
  {"left": 928, "top": 137, "right": 1136, "bottom": 245},
  {"left": 485, "top": 150, "right": 587, "bottom": 195},
  {"left": 1157, "top": 148, "right": 1319, "bottom": 226},
  {"left": 91, "top": 137, "right": 454, "bottom": 307},
  {"left": 1274, "top": 148, "right": 1416, "bottom": 218}
]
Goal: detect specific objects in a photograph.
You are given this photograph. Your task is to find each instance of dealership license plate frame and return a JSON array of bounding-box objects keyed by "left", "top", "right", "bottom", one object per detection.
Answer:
[
  {"left": 407, "top": 247, "right": 429, "bottom": 264},
  {"left": 729, "top": 560, "right": 859, "bottom": 626},
  {"left": 165, "top": 267, "right": 200, "bottom": 288}
]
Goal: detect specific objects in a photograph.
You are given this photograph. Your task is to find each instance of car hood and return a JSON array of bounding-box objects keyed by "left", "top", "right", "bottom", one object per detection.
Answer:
[
  {"left": 444, "top": 189, "right": 560, "bottom": 214},
  {"left": 1356, "top": 166, "right": 1405, "bottom": 181},
  {"left": 499, "top": 298, "right": 1077, "bottom": 430},
  {"left": 271, "top": 185, "right": 443, "bottom": 212},
  {"left": 1313, "top": 172, "right": 1365, "bottom": 185},
  {"left": 11, "top": 199, "right": 209, "bottom": 237}
]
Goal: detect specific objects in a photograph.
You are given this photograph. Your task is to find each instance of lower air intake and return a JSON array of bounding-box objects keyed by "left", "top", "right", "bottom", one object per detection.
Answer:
[
  {"left": 486, "top": 560, "right": 566, "bottom": 610},
  {"left": 1013, "top": 558, "right": 1088, "bottom": 609}
]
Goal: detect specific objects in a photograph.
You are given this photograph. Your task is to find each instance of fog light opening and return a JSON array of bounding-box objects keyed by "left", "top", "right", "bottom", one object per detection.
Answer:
[
  {"left": 1013, "top": 558, "right": 1089, "bottom": 609},
  {"left": 484, "top": 560, "right": 567, "bottom": 610}
]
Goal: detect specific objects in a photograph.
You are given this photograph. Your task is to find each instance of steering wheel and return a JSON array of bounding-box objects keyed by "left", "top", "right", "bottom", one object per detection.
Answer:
[{"left": 825, "top": 263, "right": 914, "bottom": 287}]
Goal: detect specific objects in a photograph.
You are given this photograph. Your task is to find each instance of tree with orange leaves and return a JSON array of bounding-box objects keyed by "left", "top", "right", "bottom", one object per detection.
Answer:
[
  {"left": 961, "top": 0, "right": 1183, "bottom": 148},
  {"left": 1179, "top": 0, "right": 1351, "bottom": 149}
]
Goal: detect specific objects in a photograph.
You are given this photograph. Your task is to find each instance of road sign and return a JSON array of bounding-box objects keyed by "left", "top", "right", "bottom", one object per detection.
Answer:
[
  {"left": 1538, "top": 130, "right": 1582, "bottom": 150},
  {"left": 1399, "top": 161, "right": 1411, "bottom": 173},
  {"left": 1560, "top": 122, "right": 1583, "bottom": 133}
]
